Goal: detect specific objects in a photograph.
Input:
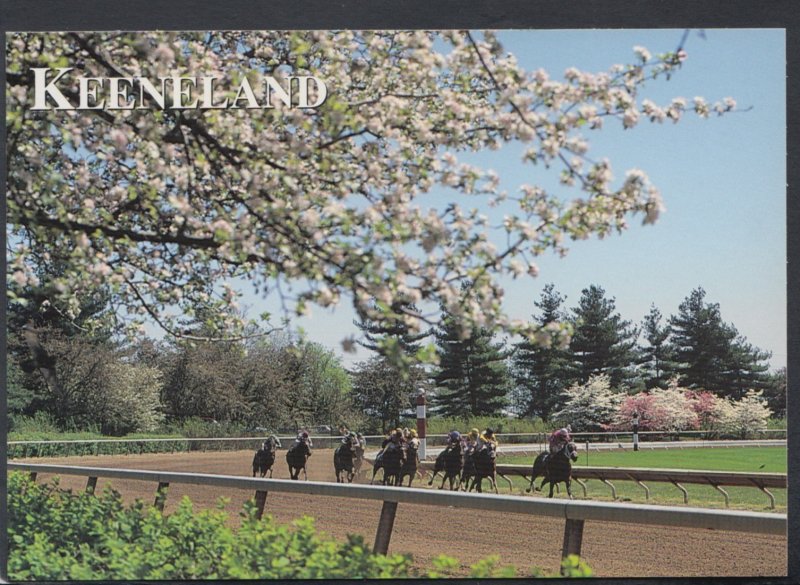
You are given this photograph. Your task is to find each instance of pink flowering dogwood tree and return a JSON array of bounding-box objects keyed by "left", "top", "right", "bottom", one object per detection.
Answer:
[
  {"left": 6, "top": 31, "right": 736, "bottom": 361},
  {"left": 613, "top": 382, "right": 772, "bottom": 437}
]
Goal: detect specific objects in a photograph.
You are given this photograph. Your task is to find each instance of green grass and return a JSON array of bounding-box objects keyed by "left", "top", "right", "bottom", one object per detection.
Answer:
[{"left": 496, "top": 447, "right": 787, "bottom": 512}]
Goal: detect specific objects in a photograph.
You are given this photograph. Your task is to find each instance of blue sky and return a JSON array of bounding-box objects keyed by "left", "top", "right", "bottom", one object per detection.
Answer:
[{"left": 242, "top": 28, "right": 787, "bottom": 370}]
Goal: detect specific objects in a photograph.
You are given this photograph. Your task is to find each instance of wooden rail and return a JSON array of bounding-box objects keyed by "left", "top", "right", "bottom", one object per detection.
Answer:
[{"left": 8, "top": 462, "right": 786, "bottom": 567}]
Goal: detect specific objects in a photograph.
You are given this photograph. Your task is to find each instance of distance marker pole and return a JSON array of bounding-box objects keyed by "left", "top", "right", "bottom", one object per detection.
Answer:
[{"left": 416, "top": 390, "right": 427, "bottom": 460}]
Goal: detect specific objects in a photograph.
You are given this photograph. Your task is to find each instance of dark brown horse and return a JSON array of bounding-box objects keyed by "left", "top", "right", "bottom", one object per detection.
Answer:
[
  {"left": 525, "top": 442, "right": 579, "bottom": 498},
  {"left": 334, "top": 435, "right": 359, "bottom": 483},
  {"left": 398, "top": 440, "right": 420, "bottom": 487},
  {"left": 381, "top": 442, "right": 407, "bottom": 486},
  {"left": 252, "top": 435, "right": 281, "bottom": 478},
  {"left": 468, "top": 442, "right": 498, "bottom": 493},
  {"left": 286, "top": 438, "right": 312, "bottom": 480},
  {"left": 428, "top": 442, "right": 463, "bottom": 490}
]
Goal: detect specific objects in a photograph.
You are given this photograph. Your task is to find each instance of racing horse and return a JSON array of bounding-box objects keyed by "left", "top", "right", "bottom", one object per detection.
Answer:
[
  {"left": 525, "top": 441, "right": 579, "bottom": 498},
  {"left": 467, "top": 441, "right": 498, "bottom": 493},
  {"left": 428, "top": 441, "right": 463, "bottom": 490},
  {"left": 397, "top": 439, "right": 421, "bottom": 487},
  {"left": 251, "top": 435, "right": 281, "bottom": 478},
  {"left": 286, "top": 437, "right": 312, "bottom": 480},
  {"left": 375, "top": 441, "right": 406, "bottom": 486},
  {"left": 333, "top": 434, "right": 360, "bottom": 483}
]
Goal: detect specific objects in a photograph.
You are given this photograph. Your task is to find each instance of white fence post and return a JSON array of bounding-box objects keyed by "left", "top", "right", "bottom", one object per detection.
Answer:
[{"left": 416, "top": 390, "right": 427, "bottom": 460}]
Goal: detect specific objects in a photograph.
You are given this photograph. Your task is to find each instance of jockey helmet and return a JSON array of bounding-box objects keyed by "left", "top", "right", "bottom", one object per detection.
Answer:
[
  {"left": 301, "top": 431, "right": 309, "bottom": 438},
  {"left": 557, "top": 429, "right": 569, "bottom": 438},
  {"left": 448, "top": 430, "right": 461, "bottom": 442},
  {"left": 469, "top": 428, "right": 479, "bottom": 439},
  {"left": 485, "top": 428, "right": 495, "bottom": 436},
  {"left": 566, "top": 424, "right": 572, "bottom": 433},
  {"left": 409, "top": 429, "right": 418, "bottom": 438}
]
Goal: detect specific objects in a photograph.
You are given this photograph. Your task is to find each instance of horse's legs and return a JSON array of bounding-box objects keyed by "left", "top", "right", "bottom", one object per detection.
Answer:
[
  {"left": 539, "top": 477, "right": 548, "bottom": 491},
  {"left": 566, "top": 479, "right": 573, "bottom": 499},
  {"left": 492, "top": 474, "right": 498, "bottom": 494},
  {"left": 548, "top": 482, "right": 555, "bottom": 498}
]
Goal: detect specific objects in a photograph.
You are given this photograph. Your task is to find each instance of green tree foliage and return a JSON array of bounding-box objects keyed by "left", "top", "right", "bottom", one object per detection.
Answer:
[
  {"left": 761, "top": 367, "right": 786, "bottom": 418},
  {"left": 160, "top": 339, "right": 249, "bottom": 423},
  {"left": 569, "top": 285, "right": 639, "bottom": 389},
  {"left": 349, "top": 356, "right": 422, "bottom": 432},
  {"left": 668, "top": 288, "right": 773, "bottom": 397},
  {"left": 511, "top": 284, "right": 573, "bottom": 421},
  {"left": 4, "top": 327, "right": 166, "bottom": 435},
  {"left": 639, "top": 304, "right": 673, "bottom": 389},
  {"left": 433, "top": 305, "right": 510, "bottom": 418}
]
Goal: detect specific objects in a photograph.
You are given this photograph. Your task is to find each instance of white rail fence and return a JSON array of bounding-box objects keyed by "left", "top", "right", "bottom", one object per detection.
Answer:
[
  {"left": 8, "top": 462, "right": 786, "bottom": 565},
  {"left": 470, "top": 463, "right": 786, "bottom": 508}
]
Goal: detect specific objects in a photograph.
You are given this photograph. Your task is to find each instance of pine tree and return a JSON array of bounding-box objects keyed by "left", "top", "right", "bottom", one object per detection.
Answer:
[
  {"left": 511, "top": 284, "right": 573, "bottom": 421},
  {"left": 433, "top": 309, "right": 510, "bottom": 418},
  {"left": 353, "top": 299, "right": 430, "bottom": 419},
  {"left": 639, "top": 304, "right": 673, "bottom": 389},
  {"left": 354, "top": 300, "right": 430, "bottom": 357},
  {"left": 668, "top": 288, "right": 773, "bottom": 397},
  {"left": 568, "top": 285, "right": 639, "bottom": 389}
]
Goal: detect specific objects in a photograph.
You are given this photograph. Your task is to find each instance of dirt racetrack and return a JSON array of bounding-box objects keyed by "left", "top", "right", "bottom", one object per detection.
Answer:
[{"left": 18, "top": 449, "right": 787, "bottom": 578}]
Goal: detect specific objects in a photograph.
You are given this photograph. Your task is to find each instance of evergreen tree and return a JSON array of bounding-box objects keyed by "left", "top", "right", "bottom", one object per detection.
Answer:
[
  {"left": 354, "top": 300, "right": 430, "bottom": 357},
  {"left": 568, "top": 285, "right": 639, "bottom": 389},
  {"left": 639, "top": 304, "right": 673, "bottom": 389},
  {"left": 353, "top": 299, "right": 430, "bottom": 419},
  {"left": 511, "top": 284, "right": 573, "bottom": 421},
  {"left": 721, "top": 335, "right": 773, "bottom": 399},
  {"left": 433, "top": 309, "right": 510, "bottom": 418},
  {"left": 668, "top": 288, "right": 773, "bottom": 397}
]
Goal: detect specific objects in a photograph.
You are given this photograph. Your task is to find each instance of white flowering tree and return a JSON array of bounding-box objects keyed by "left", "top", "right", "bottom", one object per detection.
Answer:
[
  {"left": 6, "top": 31, "right": 735, "bottom": 360},
  {"left": 98, "top": 361, "right": 164, "bottom": 434},
  {"left": 551, "top": 374, "right": 623, "bottom": 431},
  {"left": 714, "top": 390, "right": 772, "bottom": 439}
]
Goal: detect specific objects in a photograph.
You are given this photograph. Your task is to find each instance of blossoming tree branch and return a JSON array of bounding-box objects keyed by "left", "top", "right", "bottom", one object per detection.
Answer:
[{"left": 6, "top": 30, "right": 736, "bottom": 360}]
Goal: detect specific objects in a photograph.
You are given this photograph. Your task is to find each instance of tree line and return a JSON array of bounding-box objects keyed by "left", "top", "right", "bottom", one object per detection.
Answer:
[
  {"left": 7, "top": 276, "right": 785, "bottom": 435},
  {"left": 349, "top": 284, "right": 785, "bottom": 428}
]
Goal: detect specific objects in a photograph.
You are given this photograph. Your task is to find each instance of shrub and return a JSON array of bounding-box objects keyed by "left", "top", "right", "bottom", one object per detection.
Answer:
[{"left": 8, "top": 472, "right": 592, "bottom": 579}]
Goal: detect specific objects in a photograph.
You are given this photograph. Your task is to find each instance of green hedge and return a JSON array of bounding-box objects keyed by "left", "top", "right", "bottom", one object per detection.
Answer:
[{"left": 8, "top": 472, "right": 592, "bottom": 579}]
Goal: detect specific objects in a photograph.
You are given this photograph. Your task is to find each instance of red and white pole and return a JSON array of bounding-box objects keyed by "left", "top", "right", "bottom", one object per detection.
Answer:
[{"left": 416, "top": 389, "right": 427, "bottom": 460}]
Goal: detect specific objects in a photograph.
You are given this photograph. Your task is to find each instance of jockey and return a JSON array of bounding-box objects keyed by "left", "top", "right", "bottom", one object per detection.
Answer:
[
  {"left": 356, "top": 432, "right": 366, "bottom": 450},
  {"left": 296, "top": 430, "right": 312, "bottom": 447},
  {"left": 477, "top": 428, "right": 498, "bottom": 457},
  {"left": 548, "top": 424, "right": 572, "bottom": 455},
  {"left": 407, "top": 429, "right": 420, "bottom": 463},
  {"left": 407, "top": 428, "right": 420, "bottom": 450},
  {"left": 447, "top": 430, "right": 461, "bottom": 448},
  {"left": 464, "top": 428, "right": 480, "bottom": 456}
]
